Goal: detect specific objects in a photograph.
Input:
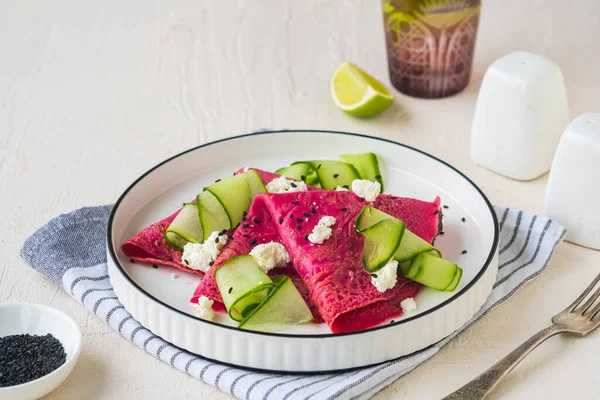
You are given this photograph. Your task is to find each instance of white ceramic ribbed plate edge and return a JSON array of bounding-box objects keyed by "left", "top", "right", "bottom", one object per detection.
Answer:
[
  {"left": 106, "top": 130, "right": 499, "bottom": 372},
  {"left": 108, "top": 253, "right": 497, "bottom": 371}
]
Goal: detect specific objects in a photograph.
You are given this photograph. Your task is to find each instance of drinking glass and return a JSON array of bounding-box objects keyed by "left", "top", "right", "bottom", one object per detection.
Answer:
[{"left": 382, "top": 0, "right": 481, "bottom": 98}]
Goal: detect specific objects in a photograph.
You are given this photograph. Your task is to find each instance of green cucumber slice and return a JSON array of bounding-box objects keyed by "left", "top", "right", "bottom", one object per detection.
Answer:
[
  {"left": 238, "top": 275, "right": 313, "bottom": 332},
  {"left": 215, "top": 255, "right": 274, "bottom": 321},
  {"left": 164, "top": 203, "right": 204, "bottom": 250},
  {"left": 340, "top": 153, "right": 384, "bottom": 191},
  {"left": 206, "top": 170, "right": 266, "bottom": 227},
  {"left": 394, "top": 229, "right": 441, "bottom": 262},
  {"left": 196, "top": 190, "right": 231, "bottom": 241},
  {"left": 356, "top": 206, "right": 404, "bottom": 273},
  {"left": 356, "top": 205, "right": 461, "bottom": 290},
  {"left": 445, "top": 266, "right": 463, "bottom": 291},
  {"left": 306, "top": 160, "right": 360, "bottom": 190},
  {"left": 404, "top": 253, "right": 463, "bottom": 291},
  {"left": 275, "top": 162, "right": 319, "bottom": 186}
]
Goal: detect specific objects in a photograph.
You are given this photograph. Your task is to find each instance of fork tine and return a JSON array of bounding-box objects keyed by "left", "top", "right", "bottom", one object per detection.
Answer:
[
  {"left": 566, "top": 273, "right": 600, "bottom": 312},
  {"left": 589, "top": 301, "right": 600, "bottom": 321},
  {"left": 581, "top": 283, "right": 600, "bottom": 315}
]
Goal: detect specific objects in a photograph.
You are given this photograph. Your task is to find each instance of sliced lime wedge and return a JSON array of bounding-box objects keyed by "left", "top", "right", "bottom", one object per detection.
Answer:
[{"left": 330, "top": 62, "right": 394, "bottom": 117}]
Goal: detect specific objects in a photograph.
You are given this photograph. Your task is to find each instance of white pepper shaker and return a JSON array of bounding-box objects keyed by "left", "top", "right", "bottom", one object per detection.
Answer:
[
  {"left": 470, "top": 51, "right": 569, "bottom": 181},
  {"left": 544, "top": 113, "right": 600, "bottom": 250}
]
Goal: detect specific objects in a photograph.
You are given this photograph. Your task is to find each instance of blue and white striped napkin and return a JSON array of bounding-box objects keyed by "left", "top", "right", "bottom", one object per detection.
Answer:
[{"left": 21, "top": 205, "right": 565, "bottom": 400}]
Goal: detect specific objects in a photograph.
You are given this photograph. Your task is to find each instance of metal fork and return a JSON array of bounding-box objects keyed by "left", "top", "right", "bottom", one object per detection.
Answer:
[{"left": 443, "top": 272, "right": 600, "bottom": 400}]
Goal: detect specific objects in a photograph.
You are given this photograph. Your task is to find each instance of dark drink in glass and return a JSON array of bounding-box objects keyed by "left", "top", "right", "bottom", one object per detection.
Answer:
[{"left": 382, "top": 0, "right": 481, "bottom": 98}]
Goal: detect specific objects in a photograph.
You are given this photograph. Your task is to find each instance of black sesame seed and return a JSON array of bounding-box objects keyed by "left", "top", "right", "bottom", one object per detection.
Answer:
[
  {"left": 253, "top": 218, "right": 260, "bottom": 224},
  {"left": 433, "top": 210, "right": 439, "bottom": 215},
  {"left": 183, "top": 259, "right": 189, "bottom": 265},
  {"left": 443, "top": 205, "right": 449, "bottom": 209},
  {"left": 215, "top": 178, "right": 221, "bottom": 183},
  {"left": 342, "top": 185, "right": 349, "bottom": 189},
  {"left": 304, "top": 234, "right": 309, "bottom": 241},
  {"left": 228, "top": 287, "right": 233, "bottom": 294},
  {"left": 317, "top": 164, "right": 322, "bottom": 170},
  {"left": 250, "top": 239, "right": 257, "bottom": 245},
  {"left": 291, "top": 199, "right": 298, "bottom": 204},
  {"left": 130, "top": 259, "right": 135, "bottom": 263},
  {"left": 242, "top": 223, "right": 249, "bottom": 228},
  {"left": 300, "top": 175, "right": 306, "bottom": 182},
  {"left": 333, "top": 173, "right": 339, "bottom": 178},
  {"left": 341, "top": 207, "right": 347, "bottom": 212},
  {"left": 290, "top": 213, "right": 294, "bottom": 218},
  {"left": 215, "top": 236, "right": 220, "bottom": 243},
  {"left": 242, "top": 233, "right": 249, "bottom": 237},
  {"left": 296, "top": 218, "right": 303, "bottom": 222},
  {"left": 209, "top": 261, "right": 214, "bottom": 267},
  {"left": 228, "top": 235, "right": 234, "bottom": 240},
  {"left": 183, "top": 203, "right": 186, "bottom": 207},
  {"left": 390, "top": 320, "right": 395, "bottom": 324},
  {"left": 291, "top": 182, "right": 297, "bottom": 188},
  {"left": 310, "top": 207, "right": 316, "bottom": 213},
  {"left": 242, "top": 216, "right": 247, "bottom": 221},
  {"left": 375, "top": 174, "right": 381, "bottom": 179},
  {"left": 371, "top": 274, "right": 378, "bottom": 278},
  {"left": 461, "top": 217, "right": 466, "bottom": 222},
  {"left": 152, "top": 264, "right": 158, "bottom": 269},
  {"left": 303, "top": 212, "right": 311, "bottom": 217},
  {"left": 279, "top": 218, "right": 284, "bottom": 225},
  {"left": 296, "top": 225, "right": 301, "bottom": 230},
  {"left": 462, "top": 250, "right": 468, "bottom": 254},
  {"left": 243, "top": 210, "right": 247, "bottom": 216},
  {"left": 439, "top": 231, "right": 445, "bottom": 235},
  {"left": 0, "top": 334, "right": 66, "bottom": 387},
  {"left": 219, "top": 229, "right": 227, "bottom": 235}
]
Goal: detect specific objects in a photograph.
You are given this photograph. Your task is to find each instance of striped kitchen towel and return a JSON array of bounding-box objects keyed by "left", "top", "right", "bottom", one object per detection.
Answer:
[{"left": 21, "top": 205, "right": 565, "bottom": 400}]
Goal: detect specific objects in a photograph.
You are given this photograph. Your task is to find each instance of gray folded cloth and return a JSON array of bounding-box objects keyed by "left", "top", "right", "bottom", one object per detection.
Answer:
[{"left": 21, "top": 205, "right": 565, "bottom": 400}]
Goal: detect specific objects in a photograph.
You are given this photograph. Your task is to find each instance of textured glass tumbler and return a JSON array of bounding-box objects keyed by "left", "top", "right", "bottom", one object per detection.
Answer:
[{"left": 382, "top": 0, "right": 481, "bottom": 98}]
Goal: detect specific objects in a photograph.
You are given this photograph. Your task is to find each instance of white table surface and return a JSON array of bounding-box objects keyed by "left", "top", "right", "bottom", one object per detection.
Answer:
[{"left": 1, "top": 1, "right": 599, "bottom": 399}]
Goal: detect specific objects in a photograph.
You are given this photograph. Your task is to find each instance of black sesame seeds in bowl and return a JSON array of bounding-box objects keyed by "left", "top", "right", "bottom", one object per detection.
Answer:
[
  {"left": 0, "top": 334, "right": 67, "bottom": 387},
  {"left": 0, "top": 303, "right": 82, "bottom": 400}
]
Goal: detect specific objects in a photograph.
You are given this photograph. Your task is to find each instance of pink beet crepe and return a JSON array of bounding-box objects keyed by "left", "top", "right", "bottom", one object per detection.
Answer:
[
  {"left": 120, "top": 168, "right": 284, "bottom": 274},
  {"left": 192, "top": 190, "right": 441, "bottom": 333}
]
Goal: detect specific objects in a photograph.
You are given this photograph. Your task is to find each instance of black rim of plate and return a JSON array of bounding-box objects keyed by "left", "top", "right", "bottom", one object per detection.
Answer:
[{"left": 107, "top": 129, "right": 499, "bottom": 340}]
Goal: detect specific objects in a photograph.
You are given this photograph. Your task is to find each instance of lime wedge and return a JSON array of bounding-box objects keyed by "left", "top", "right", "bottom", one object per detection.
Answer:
[{"left": 330, "top": 62, "right": 394, "bottom": 117}]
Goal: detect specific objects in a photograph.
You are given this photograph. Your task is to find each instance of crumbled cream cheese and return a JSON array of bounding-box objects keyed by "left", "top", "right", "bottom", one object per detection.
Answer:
[
  {"left": 351, "top": 179, "right": 381, "bottom": 202},
  {"left": 335, "top": 186, "right": 349, "bottom": 191},
  {"left": 182, "top": 231, "right": 228, "bottom": 272},
  {"left": 243, "top": 166, "right": 250, "bottom": 172},
  {"left": 308, "top": 216, "right": 336, "bottom": 244},
  {"left": 189, "top": 296, "right": 215, "bottom": 321},
  {"left": 249, "top": 241, "right": 290, "bottom": 273},
  {"left": 400, "top": 297, "right": 417, "bottom": 314},
  {"left": 266, "top": 176, "right": 308, "bottom": 193},
  {"left": 371, "top": 259, "right": 398, "bottom": 293}
]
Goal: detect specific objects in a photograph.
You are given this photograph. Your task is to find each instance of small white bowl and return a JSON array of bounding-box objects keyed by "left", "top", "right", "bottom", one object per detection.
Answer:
[{"left": 0, "top": 303, "right": 82, "bottom": 400}]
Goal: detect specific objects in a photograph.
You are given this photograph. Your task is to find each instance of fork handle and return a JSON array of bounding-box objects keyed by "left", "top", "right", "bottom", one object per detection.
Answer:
[{"left": 442, "top": 324, "right": 566, "bottom": 400}]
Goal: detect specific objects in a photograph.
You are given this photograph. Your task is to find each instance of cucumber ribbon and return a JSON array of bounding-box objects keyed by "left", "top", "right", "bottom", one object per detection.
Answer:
[
  {"left": 215, "top": 255, "right": 313, "bottom": 332},
  {"left": 356, "top": 206, "right": 462, "bottom": 292},
  {"left": 164, "top": 170, "right": 266, "bottom": 248}
]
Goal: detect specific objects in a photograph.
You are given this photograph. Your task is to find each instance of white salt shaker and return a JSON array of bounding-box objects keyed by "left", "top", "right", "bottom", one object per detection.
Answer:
[
  {"left": 471, "top": 51, "right": 569, "bottom": 181},
  {"left": 544, "top": 113, "right": 600, "bottom": 250}
]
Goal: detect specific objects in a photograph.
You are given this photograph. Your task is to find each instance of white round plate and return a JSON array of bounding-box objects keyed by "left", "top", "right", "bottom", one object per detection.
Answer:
[{"left": 107, "top": 130, "right": 499, "bottom": 372}]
